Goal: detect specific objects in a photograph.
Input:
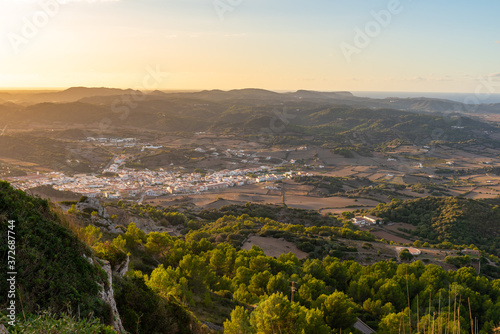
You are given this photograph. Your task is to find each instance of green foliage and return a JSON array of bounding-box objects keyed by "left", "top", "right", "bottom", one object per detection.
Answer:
[
  {"left": 146, "top": 265, "right": 194, "bottom": 305},
  {"left": 67, "top": 204, "right": 78, "bottom": 214},
  {"left": 79, "top": 195, "right": 89, "bottom": 203},
  {"left": 114, "top": 272, "right": 211, "bottom": 334},
  {"left": 371, "top": 196, "right": 500, "bottom": 255},
  {"left": 186, "top": 213, "right": 373, "bottom": 260},
  {"left": 378, "top": 312, "right": 408, "bottom": 334},
  {"left": 164, "top": 212, "right": 188, "bottom": 226},
  {"left": 94, "top": 241, "right": 128, "bottom": 269},
  {"left": 248, "top": 293, "right": 331, "bottom": 334},
  {"left": 145, "top": 232, "right": 174, "bottom": 260},
  {"left": 81, "top": 224, "right": 103, "bottom": 247},
  {"left": 200, "top": 202, "right": 337, "bottom": 227},
  {"left": 79, "top": 225, "right": 128, "bottom": 269},
  {"left": 4, "top": 312, "right": 115, "bottom": 334},
  {"left": 124, "top": 222, "right": 147, "bottom": 248},
  {"left": 4, "top": 180, "right": 500, "bottom": 334},
  {"left": 399, "top": 249, "right": 413, "bottom": 261},
  {"left": 318, "top": 291, "right": 358, "bottom": 329},
  {"left": 288, "top": 106, "right": 495, "bottom": 150},
  {"left": 342, "top": 211, "right": 355, "bottom": 219},
  {"left": 109, "top": 201, "right": 188, "bottom": 227},
  {"left": 333, "top": 147, "right": 355, "bottom": 158},
  {"left": 362, "top": 298, "right": 395, "bottom": 318},
  {"left": 410, "top": 182, "right": 448, "bottom": 196},
  {"left": 294, "top": 175, "right": 373, "bottom": 196},
  {"left": 224, "top": 306, "right": 254, "bottom": 334},
  {"left": 445, "top": 255, "right": 472, "bottom": 268},
  {"left": 0, "top": 181, "right": 110, "bottom": 324},
  {"left": 110, "top": 215, "right": 498, "bottom": 333}
]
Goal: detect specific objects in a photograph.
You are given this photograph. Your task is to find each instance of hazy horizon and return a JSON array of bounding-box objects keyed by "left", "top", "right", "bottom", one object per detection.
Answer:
[{"left": 2, "top": 86, "right": 500, "bottom": 104}]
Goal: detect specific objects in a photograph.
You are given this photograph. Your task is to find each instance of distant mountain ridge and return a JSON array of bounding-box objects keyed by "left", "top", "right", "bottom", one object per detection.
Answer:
[
  {"left": 1, "top": 87, "right": 500, "bottom": 114},
  {"left": 1, "top": 86, "right": 500, "bottom": 154},
  {"left": 0, "top": 87, "right": 140, "bottom": 104},
  {"left": 118, "top": 88, "right": 500, "bottom": 114}
]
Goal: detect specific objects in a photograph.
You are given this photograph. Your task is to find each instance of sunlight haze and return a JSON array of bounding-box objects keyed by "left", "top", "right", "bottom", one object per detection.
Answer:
[{"left": 0, "top": 0, "right": 499, "bottom": 92}]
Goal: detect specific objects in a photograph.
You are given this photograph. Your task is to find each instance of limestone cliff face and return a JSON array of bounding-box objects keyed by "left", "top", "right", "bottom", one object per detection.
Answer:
[
  {"left": 99, "top": 260, "right": 126, "bottom": 334},
  {"left": 116, "top": 255, "right": 130, "bottom": 277},
  {"left": 84, "top": 255, "right": 126, "bottom": 333}
]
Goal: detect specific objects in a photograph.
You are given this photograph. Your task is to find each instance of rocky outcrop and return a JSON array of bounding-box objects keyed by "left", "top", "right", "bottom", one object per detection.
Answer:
[
  {"left": 77, "top": 197, "right": 110, "bottom": 218},
  {"left": 76, "top": 198, "right": 170, "bottom": 234},
  {"left": 201, "top": 321, "right": 224, "bottom": 332},
  {"left": 116, "top": 255, "right": 129, "bottom": 277},
  {"left": 99, "top": 260, "right": 126, "bottom": 333},
  {"left": 105, "top": 206, "right": 171, "bottom": 233},
  {"left": 83, "top": 255, "right": 125, "bottom": 333}
]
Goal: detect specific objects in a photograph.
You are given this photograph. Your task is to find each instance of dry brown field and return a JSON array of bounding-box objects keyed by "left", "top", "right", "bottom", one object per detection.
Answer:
[
  {"left": 242, "top": 236, "right": 308, "bottom": 259},
  {"left": 370, "top": 230, "right": 413, "bottom": 244},
  {"left": 385, "top": 222, "right": 417, "bottom": 232}
]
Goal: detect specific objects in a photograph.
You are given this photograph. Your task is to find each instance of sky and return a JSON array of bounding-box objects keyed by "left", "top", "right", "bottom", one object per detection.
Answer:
[{"left": 0, "top": 0, "right": 499, "bottom": 93}]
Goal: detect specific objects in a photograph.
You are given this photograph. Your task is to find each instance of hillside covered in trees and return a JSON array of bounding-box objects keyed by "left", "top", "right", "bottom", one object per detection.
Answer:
[
  {"left": 2, "top": 89, "right": 499, "bottom": 164},
  {"left": 2, "top": 182, "right": 500, "bottom": 333},
  {"left": 0, "top": 181, "right": 216, "bottom": 333},
  {"left": 369, "top": 197, "right": 500, "bottom": 256}
]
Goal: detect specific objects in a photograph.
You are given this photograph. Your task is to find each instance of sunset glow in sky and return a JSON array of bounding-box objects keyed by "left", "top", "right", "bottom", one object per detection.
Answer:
[{"left": 0, "top": 0, "right": 499, "bottom": 92}]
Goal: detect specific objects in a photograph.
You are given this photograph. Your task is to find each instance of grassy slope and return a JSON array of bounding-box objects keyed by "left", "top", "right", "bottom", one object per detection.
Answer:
[{"left": 0, "top": 181, "right": 111, "bottom": 324}]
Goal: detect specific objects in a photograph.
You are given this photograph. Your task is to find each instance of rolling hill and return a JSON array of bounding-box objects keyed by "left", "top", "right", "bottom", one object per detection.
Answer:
[
  {"left": 0, "top": 90, "right": 498, "bottom": 151},
  {"left": 370, "top": 196, "right": 500, "bottom": 255},
  {"left": 2, "top": 87, "right": 500, "bottom": 113}
]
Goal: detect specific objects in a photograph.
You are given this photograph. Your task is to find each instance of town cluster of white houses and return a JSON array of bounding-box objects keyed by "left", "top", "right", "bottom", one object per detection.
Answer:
[{"left": 8, "top": 162, "right": 311, "bottom": 200}]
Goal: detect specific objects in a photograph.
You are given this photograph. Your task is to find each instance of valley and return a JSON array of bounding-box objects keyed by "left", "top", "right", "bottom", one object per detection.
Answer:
[
  {"left": 3, "top": 1, "right": 500, "bottom": 332},
  {"left": 3, "top": 88, "right": 500, "bottom": 333}
]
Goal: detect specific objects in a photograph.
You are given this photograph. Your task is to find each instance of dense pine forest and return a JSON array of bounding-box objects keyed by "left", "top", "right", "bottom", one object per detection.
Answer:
[{"left": 2, "top": 180, "right": 500, "bottom": 333}]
